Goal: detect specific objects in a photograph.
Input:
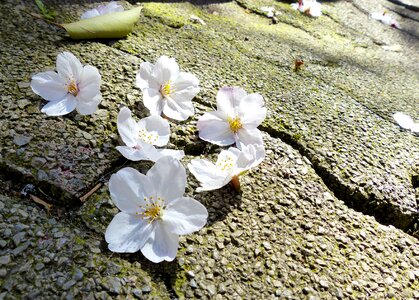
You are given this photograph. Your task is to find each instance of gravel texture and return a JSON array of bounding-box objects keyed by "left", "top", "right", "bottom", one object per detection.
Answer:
[{"left": 0, "top": 0, "right": 418, "bottom": 298}]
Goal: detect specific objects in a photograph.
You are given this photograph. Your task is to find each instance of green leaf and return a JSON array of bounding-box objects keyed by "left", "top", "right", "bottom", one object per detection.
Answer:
[
  {"left": 61, "top": 7, "right": 142, "bottom": 40},
  {"left": 34, "top": 0, "right": 57, "bottom": 20}
]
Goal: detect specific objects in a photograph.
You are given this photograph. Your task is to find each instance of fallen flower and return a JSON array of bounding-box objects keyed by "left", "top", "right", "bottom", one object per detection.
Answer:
[
  {"left": 136, "top": 56, "right": 200, "bottom": 121},
  {"left": 31, "top": 51, "right": 102, "bottom": 116},
  {"left": 197, "top": 87, "right": 266, "bottom": 148},
  {"left": 188, "top": 144, "right": 265, "bottom": 192},
  {"left": 393, "top": 112, "right": 419, "bottom": 133},
  {"left": 371, "top": 12, "right": 400, "bottom": 28},
  {"left": 291, "top": 0, "right": 322, "bottom": 18},
  {"left": 116, "top": 107, "right": 184, "bottom": 162},
  {"left": 105, "top": 156, "right": 208, "bottom": 263},
  {"left": 81, "top": 1, "right": 124, "bottom": 19},
  {"left": 260, "top": 6, "right": 275, "bottom": 18}
]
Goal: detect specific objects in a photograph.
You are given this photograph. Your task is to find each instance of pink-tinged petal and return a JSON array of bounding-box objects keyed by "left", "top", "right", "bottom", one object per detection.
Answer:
[
  {"left": 76, "top": 94, "right": 101, "bottom": 115},
  {"left": 154, "top": 149, "right": 185, "bottom": 161},
  {"left": 109, "top": 167, "right": 156, "bottom": 214},
  {"left": 238, "top": 93, "right": 266, "bottom": 127},
  {"left": 80, "top": 9, "right": 100, "bottom": 19},
  {"left": 143, "top": 88, "right": 164, "bottom": 116},
  {"left": 188, "top": 158, "right": 228, "bottom": 191},
  {"left": 198, "top": 112, "right": 235, "bottom": 146},
  {"left": 99, "top": 1, "right": 124, "bottom": 14},
  {"left": 146, "top": 156, "right": 186, "bottom": 202},
  {"left": 163, "top": 197, "right": 208, "bottom": 235},
  {"left": 40, "top": 94, "right": 77, "bottom": 116},
  {"left": 236, "top": 128, "right": 263, "bottom": 148},
  {"left": 138, "top": 115, "right": 170, "bottom": 146},
  {"left": 140, "top": 222, "right": 179, "bottom": 263},
  {"left": 105, "top": 212, "right": 153, "bottom": 253},
  {"left": 163, "top": 97, "right": 194, "bottom": 121},
  {"left": 31, "top": 71, "right": 67, "bottom": 101},
  {"left": 216, "top": 87, "right": 247, "bottom": 117},
  {"left": 136, "top": 62, "right": 160, "bottom": 90},
  {"left": 56, "top": 52, "right": 83, "bottom": 81},
  {"left": 116, "top": 146, "right": 151, "bottom": 161},
  {"left": 78, "top": 65, "right": 101, "bottom": 99},
  {"left": 152, "top": 56, "right": 180, "bottom": 83},
  {"left": 117, "top": 107, "right": 139, "bottom": 147}
]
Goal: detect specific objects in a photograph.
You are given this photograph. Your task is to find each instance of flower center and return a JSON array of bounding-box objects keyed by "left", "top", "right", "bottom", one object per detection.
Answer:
[
  {"left": 228, "top": 116, "right": 243, "bottom": 133},
  {"left": 139, "top": 129, "right": 158, "bottom": 145},
  {"left": 160, "top": 81, "right": 174, "bottom": 98},
  {"left": 67, "top": 80, "right": 79, "bottom": 96},
  {"left": 136, "top": 196, "right": 164, "bottom": 223},
  {"left": 216, "top": 155, "right": 234, "bottom": 172}
]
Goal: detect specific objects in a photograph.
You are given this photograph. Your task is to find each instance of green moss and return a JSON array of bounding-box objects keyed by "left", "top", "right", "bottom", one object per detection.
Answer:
[{"left": 143, "top": 3, "right": 189, "bottom": 28}]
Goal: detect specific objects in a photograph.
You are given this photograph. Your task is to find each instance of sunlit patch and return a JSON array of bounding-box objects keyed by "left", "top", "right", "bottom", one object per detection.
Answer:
[
  {"left": 228, "top": 116, "right": 243, "bottom": 133},
  {"left": 160, "top": 81, "right": 174, "bottom": 98}
]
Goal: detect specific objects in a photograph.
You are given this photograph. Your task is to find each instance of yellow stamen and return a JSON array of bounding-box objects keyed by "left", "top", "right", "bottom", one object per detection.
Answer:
[
  {"left": 138, "top": 196, "right": 163, "bottom": 223},
  {"left": 160, "top": 81, "right": 174, "bottom": 97},
  {"left": 67, "top": 80, "right": 78, "bottom": 96},
  {"left": 228, "top": 116, "right": 243, "bottom": 133},
  {"left": 143, "top": 203, "right": 162, "bottom": 220}
]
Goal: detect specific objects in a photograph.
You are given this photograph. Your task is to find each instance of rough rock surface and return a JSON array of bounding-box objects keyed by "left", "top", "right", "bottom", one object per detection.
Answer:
[{"left": 0, "top": 0, "right": 418, "bottom": 299}]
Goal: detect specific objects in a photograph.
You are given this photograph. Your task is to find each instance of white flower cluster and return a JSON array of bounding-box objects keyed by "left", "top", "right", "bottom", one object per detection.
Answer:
[
  {"left": 291, "top": 0, "right": 322, "bottom": 18},
  {"left": 30, "top": 49, "right": 266, "bottom": 263}
]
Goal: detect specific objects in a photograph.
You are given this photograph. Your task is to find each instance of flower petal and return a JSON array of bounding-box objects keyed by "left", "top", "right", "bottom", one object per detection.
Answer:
[
  {"left": 56, "top": 52, "right": 83, "bottom": 81},
  {"left": 80, "top": 9, "right": 100, "bottom": 19},
  {"left": 188, "top": 158, "right": 228, "bottom": 191},
  {"left": 163, "top": 197, "right": 208, "bottom": 235},
  {"left": 143, "top": 88, "right": 164, "bottom": 116},
  {"left": 31, "top": 71, "right": 67, "bottom": 101},
  {"left": 155, "top": 149, "right": 185, "bottom": 160},
  {"left": 109, "top": 167, "right": 155, "bottom": 214},
  {"left": 163, "top": 97, "right": 194, "bottom": 121},
  {"left": 105, "top": 212, "right": 153, "bottom": 253},
  {"left": 238, "top": 93, "right": 266, "bottom": 127},
  {"left": 136, "top": 62, "right": 160, "bottom": 90},
  {"left": 236, "top": 128, "right": 263, "bottom": 148},
  {"left": 172, "top": 72, "right": 200, "bottom": 100},
  {"left": 216, "top": 87, "right": 247, "bottom": 117},
  {"left": 138, "top": 115, "right": 170, "bottom": 146},
  {"left": 76, "top": 94, "right": 101, "bottom": 115},
  {"left": 141, "top": 222, "right": 179, "bottom": 263},
  {"left": 152, "top": 56, "right": 180, "bottom": 83},
  {"left": 198, "top": 112, "right": 235, "bottom": 146},
  {"left": 146, "top": 156, "right": 186, "bottom": 202},
  {"left": 40, "top": 94, "right": 77, "bottom": 116},
  {"left": 117, "top": 107, "right": 139, "bottom": 147},
  {"left": 234, "top": 144, "right": 265, "bottom": 175},
  {"left": 77, "top": 65, "right": 101, "bottom": 100},
  {"left": 116, "top": 146, "right": 151, "bottom": 161},
  {"left": 393, "top": 112, "right": 414, "bottom": 130}
]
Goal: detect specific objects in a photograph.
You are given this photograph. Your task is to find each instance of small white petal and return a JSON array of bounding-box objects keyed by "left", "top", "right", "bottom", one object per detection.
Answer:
[
  {"left": 152, "top": 56, "right": 180, "bottom": 83},
  {"left": 109, "top": 167, "right": 155, "bottom": 214},
  {"left": 80, "top": 9, "right": 101, "bottom": 19},
  {"left": 56, "top": 52, "right": 83, "bottom": 81},
  {"left": 411, "top": 123, "right": 419, "bottom": 133},
  {"left": 138, "top": 115, "right": 170, "bottom": 146},
  {"left": 198, "top": 112, "right": 235, "bottom": 146},
  {"left": 136, "top": 62, "right": 160, "bottom": 91},
  {"left": 77, "top": 65, "right": 101, "bottom": 100},
  {"left": 216, "top": 87, "right": 247, "bottom": 117},
  {"left": 143, "top": 88, "right": 164, "bottom": 116},
  {"left": 393, "top": 112, "right": 414, "bottom": 129},
  {"left": 99, "top": 1, "right": 124, "bottom": 14},
  {"left": 141, "top": 222, "right": 179, "bottom": 263},
  {"left": 239, "top": 93, "right": 266, "bottom": 127},
  {"left": 188, "top": 158, "right": 229, "bottom": 191},
  {"left": 76, "top": 94, "right": 101, "bottom": 115},
  {"left": 116, "top": 146, "right": 151, "bottom": 161},
  {"left": 147, "top": 156, "right": 186, "bottom": 202},
  {"left": 234, "top": 144, "right": 265, "bottom": 175},
  {"left": 105, "top": 212, "right": 153, "bottom": 253},
  {"left": 31, "top": 71, "right": 67, "bottom": 101},
  {"left": 155, "top": 149, "right": 185, "bottom": 161},
  {"left": 41, "top": 94, "right": 77, "bottom": 116},
  {"left": 164, "top": 97, "right": 195, "bottom": 121},
  {"left": 163, "top": 197, "right": 208, "bottom": 235},
  {"left": 117, "top": 107, "right": 139, "bottom": 148},
  {"left": 236, "top": 128, "right": 263, "bottom": 148}
]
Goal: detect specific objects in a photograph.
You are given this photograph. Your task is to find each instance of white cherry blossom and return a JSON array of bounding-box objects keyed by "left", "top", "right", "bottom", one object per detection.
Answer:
[
  {"left": 291, "top": 0, "right": 322, "bottom": 17},
  {"left": 197, "top": 87, "right": 266, "bottom": 148},
  {"left": 105, "top": 156, "right": 208, "bottom": 263},
  {"left": 81, "top": 1, "right": 124, "bottom": 19},
  {"left": 188, "top": 144, "right": 265, "bottom": 192},
  {"left": 31, "top": 52, "right": 102, "bottom": 116},
  {"left": 116, "top": 107, "right": 184, "bottom": 162},
  {"left": 136, "top": 56, "right": 200, "bottom": 121}
]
